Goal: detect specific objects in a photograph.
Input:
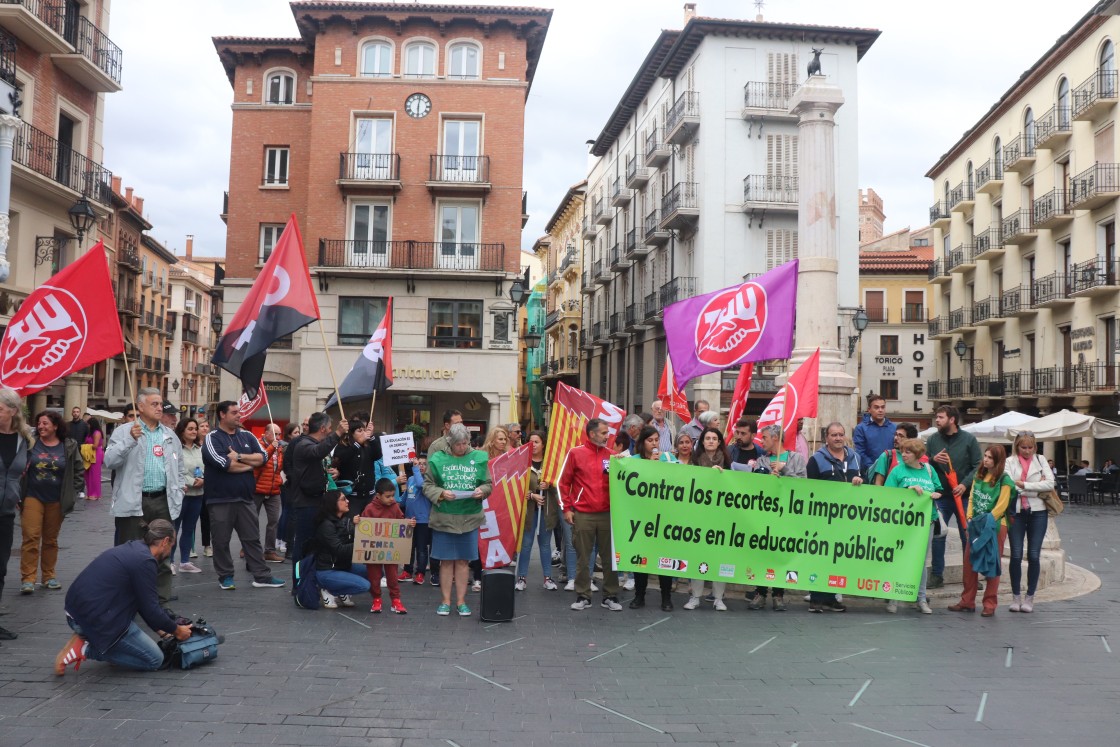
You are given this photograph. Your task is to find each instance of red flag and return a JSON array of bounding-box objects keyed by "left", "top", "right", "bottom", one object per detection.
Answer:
[
  {"left": 480, "top": 443, "right": 532, "bottom": 569},
  {"left": 540, "top": 382, "right": 626, "bottom": 485},
  {"left": 724, "top": 363, "right": 754, "bottom": 440},
  {"left": 327, "top": 297, "right": 393, "bottom": 408},
  {"left": 237, "top": 381, "right": 268, "bottom": 420},
  {"left": 0, "top": 241, "right": 122, "bottom": 396},
  {"left": 212, "top": 214, "right": 319, "bottom": 398},
  {"left": 656, "top": 355, "right": 691, "bottom": 422},
  {"left": 755, "top": 349, "right": 819, "bottom": 452}
]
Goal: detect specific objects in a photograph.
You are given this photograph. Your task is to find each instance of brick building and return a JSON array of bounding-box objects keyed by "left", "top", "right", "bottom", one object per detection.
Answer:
[{"left": 214, "top": 2, "right": 550, "bottom": 434}]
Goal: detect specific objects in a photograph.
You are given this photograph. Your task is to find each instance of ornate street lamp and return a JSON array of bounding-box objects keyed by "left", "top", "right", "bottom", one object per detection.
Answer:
[
  {"left": 847, "top": 307, "right": 869, "bottom": 357},
  {"left": 67, "top": 196, "right": 96, "bottom": 244}
]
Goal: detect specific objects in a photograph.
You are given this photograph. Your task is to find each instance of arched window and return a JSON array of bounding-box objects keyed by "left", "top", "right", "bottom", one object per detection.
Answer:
[
  {"left": 1101, "top": 40, "right": 1116, "bottom": 96},
  {"left": 993, "top": 136, "right": 1002, "bottom": 174},
  {"left": 1024, "top": 107, "right": 1035, "bottom": 151},
  {"left": 361, "top": 40, "right": 392, "bottom": 78},
  {"left": 1058, "top": 77, "right": 1071, "bottom": 127},
  {"left": 943, "top": 181, "right": 950, "bottom": 205},
  {"left": 265, "top": 70, "right": 295, "bottom": 105},
  {"left": 403, "top": 41, "right": 436, "bottom": 78},
  {"left": 966, "top": 161, "right": 974, "bottom": 192},
  {"left": 448, "top": 42, "right": 480, "bottom": 79}
]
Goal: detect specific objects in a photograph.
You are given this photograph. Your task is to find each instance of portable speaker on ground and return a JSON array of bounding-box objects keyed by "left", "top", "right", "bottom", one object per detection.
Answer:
[{"left": 480, "top": 566, "right": 516, "bottom": 622}]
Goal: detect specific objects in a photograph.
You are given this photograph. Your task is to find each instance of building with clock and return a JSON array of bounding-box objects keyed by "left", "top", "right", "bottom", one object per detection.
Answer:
[{"left": 213, "top": 2, "right": 550, "bottom": 437}]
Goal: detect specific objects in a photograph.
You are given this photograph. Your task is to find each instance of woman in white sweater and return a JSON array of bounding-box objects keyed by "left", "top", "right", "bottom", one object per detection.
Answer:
[{"left": 1003, "top": 431, "right": 1054, "bottom": 613}]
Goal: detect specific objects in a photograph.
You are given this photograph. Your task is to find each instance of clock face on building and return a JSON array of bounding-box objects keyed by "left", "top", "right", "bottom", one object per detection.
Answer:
[{"left": 405, "top": 93, "right": 431, "bottom": 118}]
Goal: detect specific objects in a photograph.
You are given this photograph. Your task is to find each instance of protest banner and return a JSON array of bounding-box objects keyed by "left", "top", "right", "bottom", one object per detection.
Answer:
[
  {"left": 609, "top": 458, "right": 931, "bottom": 601},
  {"left": 352, "top": 518, "right": 414, "bottom": 564},
  {"left": 480, "top": 443, "right": 531, "bottom": 569},
  {"left": 379, "top": 432, "right": 416, "bottom": 467}
]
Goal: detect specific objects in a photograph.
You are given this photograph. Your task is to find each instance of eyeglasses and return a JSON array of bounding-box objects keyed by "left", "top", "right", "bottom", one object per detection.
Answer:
[{"left": 1018, "top": 431, "right": 1034, "bottom": 436}]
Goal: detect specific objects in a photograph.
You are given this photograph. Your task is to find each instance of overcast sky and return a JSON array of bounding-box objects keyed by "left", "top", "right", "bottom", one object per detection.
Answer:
[{"left": 104, "top": 0, "right": 1093, "bottom": 259}]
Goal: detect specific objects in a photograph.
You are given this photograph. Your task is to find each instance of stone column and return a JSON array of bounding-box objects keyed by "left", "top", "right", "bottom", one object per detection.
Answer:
[
  {"left": 787, "top": 75, "right": 857, "bottom": 432},
  {"left": 64, "top": 373, "right": 92, "bottom": 415},
  {"left": 0, "top": 114, "right": 20, "bottom": 282}
]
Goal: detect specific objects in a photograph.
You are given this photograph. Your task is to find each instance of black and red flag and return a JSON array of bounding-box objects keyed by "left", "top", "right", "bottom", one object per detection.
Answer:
[
  {"left": 326, "top": 297, "right": 393, "bottom": 408},
  {"left": 0, "top": 240, "right": 123, "bottom": 396},
  {"left": 212, "top": 214, "right": 319, "bottom": 399}
]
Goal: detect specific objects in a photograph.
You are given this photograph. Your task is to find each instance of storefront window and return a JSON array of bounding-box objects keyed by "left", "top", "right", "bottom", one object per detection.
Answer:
[{"left": 428, "top": 299, "right": 482, "bottom": 348}]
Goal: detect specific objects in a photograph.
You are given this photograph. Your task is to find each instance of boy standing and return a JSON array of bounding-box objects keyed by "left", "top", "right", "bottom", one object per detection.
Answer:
[
  {"left": 361, "top": 478, "right": 416, "bottom": 614},
  {"left": 399, "top": 457, "right": 431, "bottom": 586}
]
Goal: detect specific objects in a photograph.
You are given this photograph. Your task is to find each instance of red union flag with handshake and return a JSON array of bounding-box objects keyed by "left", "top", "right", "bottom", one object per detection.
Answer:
[
  {"left": 540, "top": 382, "right": 625, "bottom": 485},
  {"left": 0, "top": 241, "right": 123, "bottom": 396},
  {"left": 755, "top": 348, "right": 820, "bottom": 452},
  {"left": 663, "top": 260, "right": 797, "bottom": 388}
]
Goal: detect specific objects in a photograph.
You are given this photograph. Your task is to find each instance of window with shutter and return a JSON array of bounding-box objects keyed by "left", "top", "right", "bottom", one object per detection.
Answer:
[
  {"left": 765, "top": 229, "right": 799, "bottom": 269},
  {"left": 767, "top": 53, "right": 798, "bottom": 86}
]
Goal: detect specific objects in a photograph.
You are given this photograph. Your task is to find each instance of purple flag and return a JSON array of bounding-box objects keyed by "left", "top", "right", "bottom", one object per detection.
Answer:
[{"left": 664, "top": 260, "right": 798, "bottom": 388}]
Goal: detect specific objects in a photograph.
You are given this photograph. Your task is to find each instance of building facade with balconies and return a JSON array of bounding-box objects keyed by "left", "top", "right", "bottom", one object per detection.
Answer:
[
  {"left": 168, "top": 236, "right": 221, "bottom": 420},
  {"left": 137, "top": 234, "right": 176, "bottom": 397},
  {"left": 538, "top": 181, "right": 585, "bottom": 408},
  {"left": 0, "top": 1, "right": 122, "bottom": 413},
  {"left": 926, "top": 2, "right": 1120, "bottom": 455},
  {"left": 214, "top": 3, "right": 550, "bottom": 434},
  {"left": 858, "top": 226, "right": 935, "bottom": 428},
  {"left": 578, "top": 9, "right": 876, "bottom": 414}
]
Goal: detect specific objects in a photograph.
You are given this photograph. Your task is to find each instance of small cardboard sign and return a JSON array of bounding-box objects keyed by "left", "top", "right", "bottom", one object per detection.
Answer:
[
  {"left": 353, "top": 518, "right": 414, "bottom": 564},
  {"left": 379, "top": 432, "right": 415, "bottom": 467}
]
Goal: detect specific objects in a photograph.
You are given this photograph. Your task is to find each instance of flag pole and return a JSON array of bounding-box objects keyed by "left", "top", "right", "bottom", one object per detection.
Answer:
[
  {"left": 317, "top": 318, "right": 346, "bottom": 421},
  {"left": 264, "top": 392, "right": 275, "bottom": 431},
  {"left": 119, "top": 337, "right": 138, "bottom": 420},
  {"left": 368, "top": 389, "right": 377, "bottom": 427}
]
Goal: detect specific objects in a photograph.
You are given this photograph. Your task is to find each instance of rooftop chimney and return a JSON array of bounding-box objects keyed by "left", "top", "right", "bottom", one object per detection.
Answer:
[
  {"left": 133, "top": 197, "right": 144, "bottom": 215},
  {"left": 124, "top": 186, "right": 133, "bottom": 203},
  {"left": 684, "top": 2, "right": 696, "bottom": 23},
  {"left": 111, "top": 175, "right": 122, "bottom": 195},
  {"left": 185, "top": 235, "right": 194, "bottom": 260}
]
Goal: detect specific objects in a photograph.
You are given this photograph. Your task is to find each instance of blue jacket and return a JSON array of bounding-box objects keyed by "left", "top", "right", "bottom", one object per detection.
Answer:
[
  {"left": 404, "top": 471, "right": 430, "bottom": 523},
  {"left": 807, "top": 445, "right": 861, "bottom": 482},
  {"left": 64, "top": 541, "right": 178, "bottom": 655},
  {"left": 853, "top": 413, "right": 895, "bottom": 478},
  {"left": 202, "top": 428, "right": 266, "bottom": 504},
  {"left": 372, "top": 459, "right": 401, "bottom": 503},
  {"left": 967, "top": 513, "right": 1002, "bottom": 578}
]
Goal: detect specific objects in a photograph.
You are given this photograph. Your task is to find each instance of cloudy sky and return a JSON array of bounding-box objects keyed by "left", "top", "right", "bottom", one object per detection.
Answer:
[{"left": 104, "top": 0, "right": 1093, "bottom": 258}]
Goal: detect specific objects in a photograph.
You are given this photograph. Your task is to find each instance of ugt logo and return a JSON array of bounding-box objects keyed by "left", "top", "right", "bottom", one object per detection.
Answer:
[
  {"left": 0, "top": 288, "right": 85, "bottom": 386},
  {"left": 694, "top": 282, "right": 768, "bottom": 367}
]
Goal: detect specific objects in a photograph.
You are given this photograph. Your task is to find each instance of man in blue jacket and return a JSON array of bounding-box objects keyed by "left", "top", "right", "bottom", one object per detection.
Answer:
[
  {"left": 55, "top": 519, "right": 192, "bottom": 674},
  {"left": 852, "top": 394, "right": 895, "bottom": 480}
]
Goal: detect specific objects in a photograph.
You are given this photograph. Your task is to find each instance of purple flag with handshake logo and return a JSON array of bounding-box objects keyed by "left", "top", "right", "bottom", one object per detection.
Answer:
[{"left": 663, "top": 260, "right": 798, "bottom": 388}]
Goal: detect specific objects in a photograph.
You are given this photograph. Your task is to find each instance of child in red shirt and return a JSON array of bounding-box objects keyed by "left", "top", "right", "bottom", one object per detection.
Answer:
[{"left": 361, "top": 478, "right": 416, "bottom": 614}]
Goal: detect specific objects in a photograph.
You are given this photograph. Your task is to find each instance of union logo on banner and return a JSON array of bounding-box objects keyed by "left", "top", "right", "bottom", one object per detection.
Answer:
[
  {"left": 694, "top": 283, "right": 767, "bottom": 368},
  {"left": 1, "top": 289, "right": 86, "bottom": 383},
  {"left": 237, "top": 382, "right": 268, "bottom": 420}
]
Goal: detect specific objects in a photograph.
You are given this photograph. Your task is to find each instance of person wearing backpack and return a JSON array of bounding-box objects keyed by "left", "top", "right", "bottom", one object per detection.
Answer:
[
  {"left": 285, "top": 412, "right": 349, "bottom": 584},
  {"left": 868, "top": 423, "right": 924, "bottom": 486},
  {"left": 884, "top": 438, "right": 942, "bottom": 615},
  {"left": 314, "top": 491, "right": 371, "bottom": 609}
]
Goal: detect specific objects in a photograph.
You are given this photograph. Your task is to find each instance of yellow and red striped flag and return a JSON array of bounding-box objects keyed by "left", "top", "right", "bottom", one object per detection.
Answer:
[
  {"left": 481, "top": 443, "right": 532, "bottom": 569},
  {"left": 540, "top": 382, "right": 626, "bottom": 485}
]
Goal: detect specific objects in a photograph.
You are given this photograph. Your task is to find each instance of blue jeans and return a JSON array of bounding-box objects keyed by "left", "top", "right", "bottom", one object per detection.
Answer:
[
  {"left": 175, "top": 495, "right": 205, "bottom": 563},
  {"left": 405, "top": 523, "right": 431, "bottom": 575},
  {"left": 516, "top": 510, "right": 553, "bottom": 579},
  {"left": 277, "top": 490, "right": 293, "bottom": 549},
  {"left": 1007, "top": 508, "right": 1048, "bottom": 595},
  {"left": 68, "top": 617, "right": 163, "bottom": 671},
  {"left": 930, "top": 494, "right": 967, "bottom": 576},
  {"left": 318, "top": 567, "right": 371, "bottom": 596}
]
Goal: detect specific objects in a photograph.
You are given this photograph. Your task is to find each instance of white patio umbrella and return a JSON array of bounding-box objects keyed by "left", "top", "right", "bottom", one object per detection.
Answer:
[
  {"left": 918, "top": 410, "right": 1035, "bottom": 442},
  {"left": 1006, "top": 409, "right": 1120, "bottom": 442}
]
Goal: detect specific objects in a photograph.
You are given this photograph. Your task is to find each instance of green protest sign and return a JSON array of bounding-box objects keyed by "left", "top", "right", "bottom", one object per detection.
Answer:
[{"left": 609, "top": 458, "right": 932, "bottom": 601}]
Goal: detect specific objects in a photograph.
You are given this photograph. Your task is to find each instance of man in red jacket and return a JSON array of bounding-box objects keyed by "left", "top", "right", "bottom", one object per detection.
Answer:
[
  {"left": 253, "top": 424, "right": 285, "bottom": 563},
  {"left": 560, "top": 419, "right": 622, "bottom": 611}
]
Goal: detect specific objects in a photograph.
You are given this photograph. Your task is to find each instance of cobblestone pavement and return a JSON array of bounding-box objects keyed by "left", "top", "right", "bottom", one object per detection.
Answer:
[{"left": 1, "top": 493, "right": 1119, "bottom": 747}]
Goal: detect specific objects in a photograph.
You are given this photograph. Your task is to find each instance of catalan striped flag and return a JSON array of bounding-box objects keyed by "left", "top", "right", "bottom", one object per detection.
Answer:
[
  {"left": 480, "top": 443, "right": 532, "bottom": 569},
  {"left": 540, "top": 382, "right": 626, "bottom": 485}
]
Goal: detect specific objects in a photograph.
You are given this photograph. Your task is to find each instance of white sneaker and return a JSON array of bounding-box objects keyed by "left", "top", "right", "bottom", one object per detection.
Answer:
[
  {"left": 564, "top": 579, "right": 575, "bottom": 591},
  {"left": 570, "top": 597, "right": 593, "bottom": 611},
  {"left": 600, "top": 596, "right": 623, "bottom": 611},
  {"left": 189, "top": 548, "right": 199, "bottom": 559},
  {"left": 543, "top": 578, "right": 558, "bottom": 590},
  {"left": 683, "top": 596, "right": 700, "bottom": 610},
  {"left": 276, "top": 540, "right": 287, "bottom": 554},
  {"left": 916, "top": 600, "right": 932, "bottom": 615},
  {"left": 590, "top": 581, "right": 599, "bottom": 592},
  {"left": 886, "top": 601, "right": 898, "bottom": 614},
  {"left": 339, "top": 595, "right": 355, "bottom": 608},
  {"left": 623, "top": 578, "right": 635, "bottom": 591},
  {"left": 321, "top": 590, "right": 339, "bottom": 609},
  {"left": 203, "top": 546, "right": 213, "bottom": 557},
  {"left": 714, "top": 599, "right": 728, "bottom": 611},
  {"left": 170, "top": 561, "right": 178, "bottom": 576},
  {"left": 515, "top": 577, "right": 527, "bottom": 591}
]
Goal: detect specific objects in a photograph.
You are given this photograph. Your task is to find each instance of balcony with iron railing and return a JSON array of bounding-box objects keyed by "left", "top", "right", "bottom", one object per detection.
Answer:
[
  {"left": 609, "top": 242, "right": 629, "bottom": 271},
  {"left": 971, "top": 297, "right": 995, "bottom": 325},
  {"left": 928, "top": 258, "right": 950, "bottom": 284},
  {"left": 741, "top": 175, "right": 797, "bottom": 212},
  {"left": 1025, "top": 187, "right": 1070, "bottom": 228},
  {"left": 975, "top": 158, "right": 1003, "bottom": 195},
  {"left": 665, "top": 90, "right": 700, "bottom": 145},
  {"left": 644, "top": 209, "right": 669, "bottom": 246},
  {"left": 427, "top": 155, "right": 490, "bottom": 191},
  {"left": 973, "top": 227, "right": 1004, "bottom": 261},
  {"left": 544, "top": 309, "right": 560, "bottom": 330},
  {"left": 581, "top": 214, "right": 595, "bottom": 240},
  {"left": 1031, "top": 272, "right": 1073, "bottom": 309},
  {"left": 0, "top": 0, "right": 70, "bottom": 54},
  {"left": 624, "top": 302, "right": 645, "bottom": 329},
  {"left": 929, "top": 201, "right": 950, "bottom": 227},
  {"left": 1070, "top": 258, "right": 1120, "bottom": 297},
  {"left": 927, "top": 315, "right": 948, "bottom": 338},
  {"left": 1073, "top": 69, "right": 1117, "bottom": 120},
  {"left": 338, "top": 152, "right": 401, "bottom": 188},
  {"left": 13, "top": 119, "right": 112, "bottom": 204},
  {"left": 948, "top": 307, "right": 971, "bottom": 331},
  {"left": 610, "top": 176, "right": 631, "bottom": 208},
  {"left": 625, "top": 153, "right": 651, "bottom": 188},
  {"left": 318, "top": 239, "right": 506, "bottom": 274},
  {"left": 52, "top": 15, "right": 123, "bottom": 92},
  {"left": 592, "top": 197, "right": 610, "bottom": 226},
  {"left": 580, "top": 271, "right": 593, "bottom": 295},
  {"left": 947, "top": 243, "right": 976, "bottom": 273},
  {"left": 660, "top": 276, "right": 696, "bottom": 308},
  {"left": 741, "top": 81, "right": 799, "bottom": 117},
  {"left": 660, "top": 182, "right": 699, "bottom": 231},
  {"left": 903, "top": 304, "right": 926, "bottom": 323},
  {"left": 1000, "top": 209, "right": 1036, "bottom": 245},
  {"left": 1001, "top": 286, "right": 1030, "bottom": 317},
  {"left": 1069, "top": 163, "right": 1120, "bottom": 210},
  {"left": 644, "top": 290, "right": 661, "bottom": 320},
  {"left": 592, "top": 320, "right": 608, "bottom": 344},
  {"left": 948, "top": 180, "right": 974, "bottom": 213},
  {"left": 864, "top": 306, "right": 887, "bottom": 323},
  {"left": 1003, "top": 133, "right": 1036, "bottom": 173},
  {"left": 116, "top": 294, "right": 139, "bottom": 316},
  {"left": 141, "top": 271, "right": 152, "bottom": 288},
  {"left": 591, "top": 258, "right": 608, "bottom": 286},
  {"left": 609, "top": 311, "right": 626, "bottom": 338},
  {"left": 1035, "top": 105, "right": 1072, "bottom": 149},
  {"left": 0, "top": 28, "right": 14, "bottom": 88},
  {"left": 644, "top": 127, "right": 671, "bottom": 168}
]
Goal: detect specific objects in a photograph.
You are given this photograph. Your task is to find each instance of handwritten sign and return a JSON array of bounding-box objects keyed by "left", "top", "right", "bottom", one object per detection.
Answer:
[
  {"left": 352, "top": 518, "right": 414, "bottom": 564},
  {"left": 379, "top": 432, "right": 416, "bottom": 467}
]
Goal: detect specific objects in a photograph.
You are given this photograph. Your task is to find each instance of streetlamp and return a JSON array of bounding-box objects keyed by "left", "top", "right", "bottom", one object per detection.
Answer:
[
  {"left": 67, "top": 196, "right": 96, "bottom": 245},
  {"left": 847, "top": 307, "right": 869, "bottom": 357},
  {"left": 211, "top": 314, "right": 223, "bottom": 336},
  {"left": 954, "top": 338, "right": 968, "bottom": 361}
]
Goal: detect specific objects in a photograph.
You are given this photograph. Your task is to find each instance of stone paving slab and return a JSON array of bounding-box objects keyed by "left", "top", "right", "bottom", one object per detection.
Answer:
[{"left": 2, "top": 494, "right": 1120, "bottom": 745}]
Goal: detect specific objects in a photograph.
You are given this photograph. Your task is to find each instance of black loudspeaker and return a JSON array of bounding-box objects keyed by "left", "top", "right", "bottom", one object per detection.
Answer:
[{"left": 480, "top": 567, "right": 516, "bottom": 622}]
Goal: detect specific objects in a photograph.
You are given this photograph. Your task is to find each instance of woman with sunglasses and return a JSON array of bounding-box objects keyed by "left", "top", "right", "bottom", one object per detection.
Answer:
[{"left": 1003, "top": 431, "right": 1054, "bottom": 613}]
